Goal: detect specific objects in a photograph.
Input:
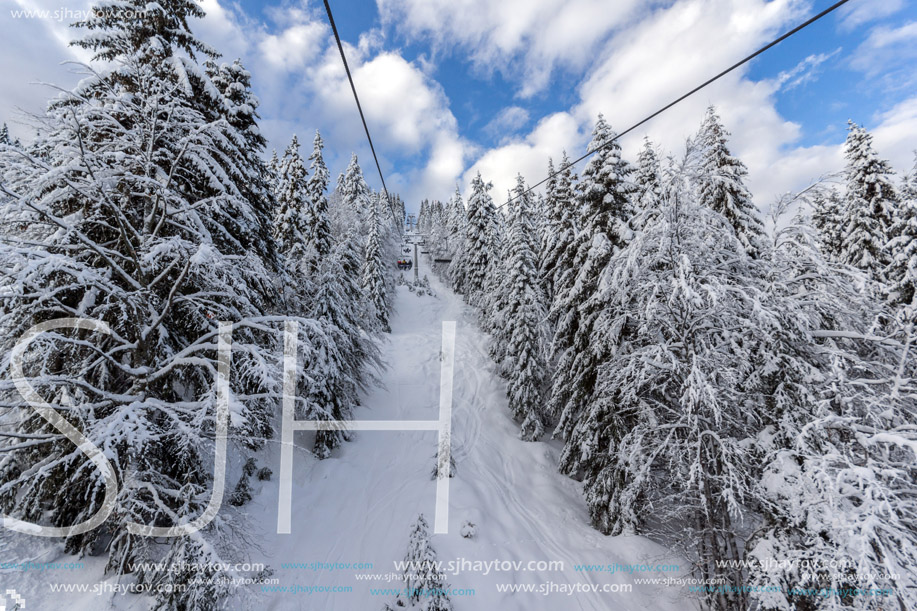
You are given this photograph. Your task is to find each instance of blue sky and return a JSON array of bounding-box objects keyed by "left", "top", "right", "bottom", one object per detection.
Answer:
[{"left": 3, "top": 0, "right": 916, "bottom": 213}]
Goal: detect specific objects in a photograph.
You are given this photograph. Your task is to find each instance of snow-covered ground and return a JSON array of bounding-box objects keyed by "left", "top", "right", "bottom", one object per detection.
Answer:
[
  {"left": 244, "top": 264, "right": 690, "bottom": 610},
  {"left": 1, "top": 260, "right": 692, "bottom": 611}
]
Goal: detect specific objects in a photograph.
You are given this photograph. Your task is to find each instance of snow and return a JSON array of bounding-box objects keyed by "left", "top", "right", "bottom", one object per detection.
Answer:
[
  {"left": 240, "top": 264, "right": 688, "bottom": 611},
  {"left": 0, "top": 260, "right": 689, "bottom": 611}
]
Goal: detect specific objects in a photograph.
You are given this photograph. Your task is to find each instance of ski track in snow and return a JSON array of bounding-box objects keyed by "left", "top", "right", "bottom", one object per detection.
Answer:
[
  {"left": 1, "top": 260, "right": 694, "bottom": 611},
  {"left": 245, "top": 265, "right": 691, "bottom": 611}
]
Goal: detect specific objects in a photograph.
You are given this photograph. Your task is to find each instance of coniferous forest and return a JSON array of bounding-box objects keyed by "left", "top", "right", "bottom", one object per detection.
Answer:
[{"left": 0, "top": 1, "right": 915, "bottom": 610}]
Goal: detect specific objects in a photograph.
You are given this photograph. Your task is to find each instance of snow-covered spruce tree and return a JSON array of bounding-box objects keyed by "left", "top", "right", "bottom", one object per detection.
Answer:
[
  {"left": 339, "top": 152, "right": 372, "bottom": 231},
  {"left": 417, "top": 199, "right": 430, "bottom": 234},
  {"left": 810, "top": 187, "right": 844, "bottom": 260},
  {"left": 273, "top": 134, "right": 311, "bottom": 261},
  {"left": 0, "top": 2, "right": 338, "bottom": 608},
  {"left": 295, "top": 164, "right": 383, "bottom": 457},
  {"left": 392, "top": 193, "right": 406, "bottom": 227},
  {"left": 267, "top": 148, "right": 280, "bottom": 185},
  {"left": 901, "top": 152, "right": 917, "bottom": 202},
  {"left": 482, "top": 198, "right": 509, "bottom": 336},
  {"left": 632, "top": 137, "right": 663, "bottom": 232},
  {"left": 307, "top": 222, "right": 382, "bottom": 457},
  {"left": 363, "top": 194, "right": 391, "bottom": 332},
  {"left": 532, "top": 191, "right": 548, "bottom": 261},
  {"left": 887, "top": 156, "right": 917, "bottom": 313},
  {"left": 305, "top": 130, "right": 333, "bottom": 260},
  {"left": 0, "top": 123, "right": 20, "bottom": 147},
  {"left": 419, "top": 199, "right": 428, "bottom": 231},
  {"left": 550, "top": 115, "right": 636, "bottom": 449},
  {"left": 458, "top": 173, "right": 498, "bottom": 306},
  {"left": 486, "top": 194, "right": 515, "bottom": 362},
  {"left": 745, "top": 213, "right": 917, "bottom": 611},
  {"left": 391, "top": 514, "right": 453, "bottom": 611},
  {"left": 0, "top": 123, "right": 33, "bottom": 195},
  {"left": 446, "top": 186, "right": 466, "bottom": 253},
  {"left": 539, "top": 153, "right": 578, "bottom": 309},
  {"left": 446, "top": 186, "right": 468, "bottom": 290},
  {"left": 564, "top": 170, "right": 826, "bottom": 609},
  {"left": 500, "top": 175, "right": 548, "bottom": 440},
  {"left": 694, "top": 106, "right": 766, "bottom": 257},
  {"left": 839, "top": 121, "right": 899, "bottom": 281},
  {"left": 430, "top": 200, "right": 450, "bottom": 258},
  {"left": 748, "top": 348, "right": 917, "bottom": 611},
  {"left": 379, "top": 192, "right": 400, "bottom": 297}
]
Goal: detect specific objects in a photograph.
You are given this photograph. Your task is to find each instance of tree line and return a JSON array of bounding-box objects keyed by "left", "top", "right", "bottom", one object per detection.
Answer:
[
  {"left": 420, "top": 108, "right": 917, "bottom": 611},
  {"left": 0, "top": 1, "right": 400, "bottom": 608}
]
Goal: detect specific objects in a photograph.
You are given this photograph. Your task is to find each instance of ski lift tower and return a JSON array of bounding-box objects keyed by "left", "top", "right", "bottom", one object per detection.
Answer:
[
  {"left": 413, "top": 238, "right": 423, "bottom": 282},
  {"left": 402, "top": 232, "right": 424, "bottom": 282},
  {"left": 405, "top": 213, "right": 417, "bottom": 232}
]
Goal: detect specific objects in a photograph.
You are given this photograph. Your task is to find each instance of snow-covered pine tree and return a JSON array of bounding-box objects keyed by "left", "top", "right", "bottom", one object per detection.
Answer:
[
  {"left": 274, "top": 134, "right": 311, "bottom": 261},
  {"left": 339, "top": 153, "right": 372, "bottom": 229},
  {"left": 206, "top": 59, "right": 262, "bottom": 143},
  {"left": 417, "top": 199, "right": 430, "bottom": 234},
  {"left": 429, "top": 200, "right": 450, "bottom": 258},
  {"left": 305, "top": 131, "right": 333, "bottom": 260},
  {"left": 482, "top": 198, "right": 509, "bottom": 336},
  {"left": 0, "top": 122, "right": 28, "bottom": 192},
  {"left": 458, "top": 173, "right": 498, "bottom": 307},
  {"left": 378, "top": 191, "right": 400, "bottom": 297},
  {"left": 539, "top": 152, "right": 578, "bottom": 312},
  {"left": 486, "top": 193, "right": 515, "bottom": 361},
  {"left": 566, "top": 166, "right": 828, "bottom": 608},
  {"left": 838, "top": 121, "right": 899, "bottom": 281},
  {"left": 887, "top": 156, "right": 917, "bottom": 314},
  {"left": 0, "top": 123, "right": 13, "bottom": 146},
  {"left": 746, "top": 213, "right": 917, "bottom": 611},
  {"left": 550, "top": 115, "right": 635, "bottom": 450},
  {"left": 201, "top": 56, "right": 280, "bottom": 271},
  {"left": 0, "top": 1, "right": 336, "bottom": 607},
  {"left": 305, "top": 235, "right": 383, "bottom": 457},
  {"left": 632, "top": 137, "right": 663, "bottom": 232},
  {"left": 401, "top": 514, "right": 453, "bottom": 611},
  {"left": 446, "top": 186, "right": 466, "bottom": 253},
  {"left": 298, "top": 160, "right": 382, "bottom": 457},
  {"left": 532, "top": 191, "right": 548, "bottom": 264},
  {"left": 446, "top": 186, "right": 468, "bottom": 290},
  {"left": 810, "top": 187, "right": 844, "bottom": 260},
  {"left": 363, "top": 193, "right": 391, "bottom": 332},
  {"left": 268, "top": 148, "right": 280, "bottom": 182},
  {"left": 901, "top": 152, "right": 917, "bottom": 202},
  {"left": 391, "top": 193, "right": 406, "bottom": 227},
  {"left": 695, "top": 106, "right": 766, "bottom": 257},
  {"left": 501, "top": 175, "right": 548, "bottom": 440}
]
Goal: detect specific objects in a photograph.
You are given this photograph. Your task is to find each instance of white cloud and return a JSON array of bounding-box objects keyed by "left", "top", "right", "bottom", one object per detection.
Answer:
[
  {"left": 3, "top": 0, "right": 911, "bottom": 216},
  {"left": 872, "top": 96, "right": 917, "bottom": 174},
  {"left": 258, "top": 22, "right": 326, "bottom": 71},
  {"left": 461, "top": 0, "right": 812, "bottom": 211},
  {"left": 174, "top": 2, "right": 472, "bottom": 207},
  {"left": 0, "top": 1, "right": 96, "bottom": 139},
  {"left": 483, "top": 106, "right": 530, "bottom": 139},
  {"left": 850, "top": 21, "right": 917, "bottom": 78},
  {"left": 196, "top": 0, "right": 252, "bottom": 60},
  {"left": 377, "top": 0, "right": 649, "bottom": 97},
  {"left": 837, "top": 0, "right": 905, "bottom": 30},
  {"left": 454, "top": 0, "right": 912, "bottom": 215},
  {"left": 774, "top": 49, "right": 841, "bottom": 92},
  {"left": 463, "top": 112, "right": 581, "bottom": 203},
  {"left": 305, "top": 48, "right": 470, "bottom": 203}
]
